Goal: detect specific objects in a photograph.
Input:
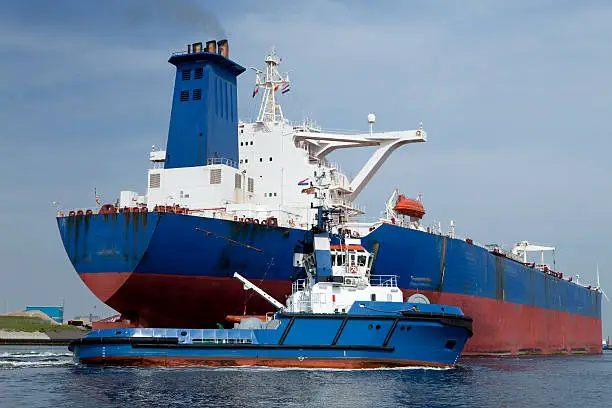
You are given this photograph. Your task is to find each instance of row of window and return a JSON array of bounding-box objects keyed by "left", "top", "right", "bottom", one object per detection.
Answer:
[
  {"left": 182, "top": 68, "right": 204, "bottom": 81},
  {"left": 240, "top": 141, "right": 252, "bottom": 146},
  {"left": 180, "top": 89, "right": 202, "bottom": 102},
  {"left": 239, "top": 157, "right": 273, "bottom": 164},
  {"left": 264, "top": 193, "right": 278, "bottom": 198},
  {"left": 330, "top": 254, "right": 370, "bottom": 267}
]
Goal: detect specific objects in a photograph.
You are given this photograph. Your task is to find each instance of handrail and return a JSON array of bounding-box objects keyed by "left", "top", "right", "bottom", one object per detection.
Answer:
[{"left": 206, "top": 157, "right": 238, "bottom": 168}]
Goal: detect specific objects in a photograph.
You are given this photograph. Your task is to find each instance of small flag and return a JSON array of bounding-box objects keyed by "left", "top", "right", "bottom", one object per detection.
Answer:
[
  {"left": 252, "top": 87, "right": 259, "bottom": 98},
  {"left": 297, "top": 177, "right": 310, "bottom": 186},
  {"left": 274, "top": 84, "right": 279, "bottom": 92},
  {"left": 282, "top": 83, "right": 290, "bottom": 94},
  {"left": 301, "top": 186, "right": 316, "bottom": 195}
]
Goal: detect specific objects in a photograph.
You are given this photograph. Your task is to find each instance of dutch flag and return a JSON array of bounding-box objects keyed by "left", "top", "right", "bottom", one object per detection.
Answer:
[{"left": 298, "top": 177, "right": 310, "bottom": 186}]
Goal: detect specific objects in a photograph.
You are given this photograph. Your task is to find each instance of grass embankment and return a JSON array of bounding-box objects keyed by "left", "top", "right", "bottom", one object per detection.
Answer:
[{"left": 0, "top": 316, "right": 85, "bottom": 333}]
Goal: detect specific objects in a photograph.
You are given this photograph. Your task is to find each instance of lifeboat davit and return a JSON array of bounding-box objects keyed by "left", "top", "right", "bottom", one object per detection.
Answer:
[{"left": 393, "top": 195, "right": 425, "bottom": 219}]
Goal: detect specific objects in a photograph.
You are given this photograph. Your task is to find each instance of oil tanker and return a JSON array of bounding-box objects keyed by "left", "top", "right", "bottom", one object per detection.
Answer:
[{"left": 57, "top": 39, "right": 602, "bottom": 355}]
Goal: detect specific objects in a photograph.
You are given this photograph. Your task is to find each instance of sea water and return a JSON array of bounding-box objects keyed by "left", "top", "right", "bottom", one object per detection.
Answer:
[{"left": 1, "top": 345, "right": 610, "bottom": 407}]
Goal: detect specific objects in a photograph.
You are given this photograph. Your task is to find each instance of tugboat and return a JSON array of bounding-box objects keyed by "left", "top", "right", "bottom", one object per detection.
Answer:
[{"left": 69, "top": 206, "right": 473, "bottom": 368}]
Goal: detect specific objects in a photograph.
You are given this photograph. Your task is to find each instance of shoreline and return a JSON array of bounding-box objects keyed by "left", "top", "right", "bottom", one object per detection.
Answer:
[
  {"left": 0, "top": 338, "right": 78, "bottom": 346},
  {"left": 0, "top": 329, "right": 85, "bottom": 346}
]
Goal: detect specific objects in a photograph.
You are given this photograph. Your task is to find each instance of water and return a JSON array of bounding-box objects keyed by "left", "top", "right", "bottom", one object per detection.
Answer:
[{"left": 1, "top": 346, "right": 611, "bottom": 408}]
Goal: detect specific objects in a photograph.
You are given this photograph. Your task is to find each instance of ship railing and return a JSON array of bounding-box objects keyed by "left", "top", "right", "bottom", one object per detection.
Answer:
[
  {"left": 292, "top": 298, "right": 353, "bottom": 314},
  {"left": 292, "top": 279, "right": 307, "bottom": 294},
  {"left": 206, "top": 157, "right": 238, "bottom": 169},
  {"left": 145, "top": 328, "right": 256, "bottom": 344},
  {"left": 369, "top": 275, "right": 398, "bottom": 288}
]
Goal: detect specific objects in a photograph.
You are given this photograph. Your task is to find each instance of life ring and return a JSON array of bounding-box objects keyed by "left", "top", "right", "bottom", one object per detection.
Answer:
[
  {"left": 416, "top": 130, "right": 422, "bottom": 136},
  {"left": 350, "top": 264, "right": 358, "bottom": 274}
]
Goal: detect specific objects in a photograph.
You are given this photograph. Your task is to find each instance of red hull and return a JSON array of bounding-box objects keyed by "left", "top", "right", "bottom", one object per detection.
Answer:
[
  {"left": 80, "top": 356, "right": 453, "bottom": 369},
  {"left": 82, "top": 273, "right": 602, "bottom": 356}
]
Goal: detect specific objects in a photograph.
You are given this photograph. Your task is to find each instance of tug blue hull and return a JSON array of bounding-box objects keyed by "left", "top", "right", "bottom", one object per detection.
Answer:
[{"left": 69, "top": 302, "right": 472, "bottom": 368}]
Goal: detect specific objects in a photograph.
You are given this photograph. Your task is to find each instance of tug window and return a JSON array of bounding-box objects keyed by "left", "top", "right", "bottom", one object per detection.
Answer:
[
  {"left": 357, "top": 255, "right": 367, "bottom": 267},
  {"left": 337, "top": 254, "right": 345, "bottom": 266}
]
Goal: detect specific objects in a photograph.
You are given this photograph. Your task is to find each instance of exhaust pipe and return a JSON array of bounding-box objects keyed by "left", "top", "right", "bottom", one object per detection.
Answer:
[
  {"left": 217, "top": 39, "right": 229, "bottom": 58},
  {"left": 205, "top": 40, "right": 217, "bottom": 53}
]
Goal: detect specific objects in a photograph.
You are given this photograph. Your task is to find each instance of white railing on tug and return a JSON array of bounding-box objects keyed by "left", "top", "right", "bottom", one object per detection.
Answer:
[
  {"left": 369, "top": 275, "right": 398, "bottom": 287},
  {"left": 291, "top": 275, "right": 398, "bottom": 295},
  {"left": 292, "top": 279, "right": 307, "bottom": 294},
  {"left": 288, "top": 291, "right": 354, "bottom": 314}
]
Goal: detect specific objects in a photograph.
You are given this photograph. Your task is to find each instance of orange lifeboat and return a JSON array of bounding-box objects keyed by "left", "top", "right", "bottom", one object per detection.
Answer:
[{"left": 393, "top": 194, "right": 425, "bottom": 219}]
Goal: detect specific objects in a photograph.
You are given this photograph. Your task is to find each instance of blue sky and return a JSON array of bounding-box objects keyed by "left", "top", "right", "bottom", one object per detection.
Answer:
[{"left": 1, "top": 1, "right": 611, "bottom": 334}]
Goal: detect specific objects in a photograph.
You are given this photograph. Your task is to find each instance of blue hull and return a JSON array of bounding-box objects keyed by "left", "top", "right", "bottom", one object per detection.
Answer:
[
  {"left": 69, "top": 302, "right": 472, "bottom": 368},
  {"left": 57, "top": 212, "right": 602, "bottom": 355}
]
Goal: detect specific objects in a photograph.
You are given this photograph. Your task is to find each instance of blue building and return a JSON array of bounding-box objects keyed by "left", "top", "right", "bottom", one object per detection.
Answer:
[{"left": 25, "top": 306, "right": 64, "bottom": 324}]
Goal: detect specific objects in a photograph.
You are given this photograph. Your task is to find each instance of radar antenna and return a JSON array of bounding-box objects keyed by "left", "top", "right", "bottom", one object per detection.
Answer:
[{"left": 252, "top": 48, "right": 290, "bottom": 123}]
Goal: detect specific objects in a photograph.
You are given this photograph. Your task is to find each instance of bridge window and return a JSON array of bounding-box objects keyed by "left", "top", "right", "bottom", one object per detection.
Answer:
[
  {"left": 193, "top": 88, "right": 202, "bottom": 100},
  {"left": 358, "top": 255, "right": 367, "bottom": 267},
  {"left": 180, "top": 90, "right": 189, "bottom": 102},
  {"left": 182, "top": 69, "right": 191, "bottom": 80},
  {"left": 194, "top": 67, "right": 203, "bottom": 79},
  {"left": 337, "top": 254, "right": 345, "bottom": 266}
]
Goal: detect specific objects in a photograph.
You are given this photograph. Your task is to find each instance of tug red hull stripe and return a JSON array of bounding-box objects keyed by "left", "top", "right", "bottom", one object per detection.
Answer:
[{"left": 80, "top": 356, "right": 453, "bottom": 369}]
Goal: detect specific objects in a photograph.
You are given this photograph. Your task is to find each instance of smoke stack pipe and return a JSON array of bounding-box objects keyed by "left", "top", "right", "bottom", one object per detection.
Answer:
[
  {"left": 205, "top": 40, "right": 217, "bottom": 53},
  {"left": 192, "top": 42, "right": 203, "bottom": 53},
  {"left": 217, "top": 39, "right": 229, "bottom": 58},
  {"left": 187, "top": 44, "right": 191, "bottom": 54}
]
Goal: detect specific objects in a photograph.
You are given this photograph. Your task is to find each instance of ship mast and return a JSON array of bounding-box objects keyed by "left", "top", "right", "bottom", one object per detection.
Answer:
[{"left": 252, "top": 48, "right": 290, "bottom": 123}]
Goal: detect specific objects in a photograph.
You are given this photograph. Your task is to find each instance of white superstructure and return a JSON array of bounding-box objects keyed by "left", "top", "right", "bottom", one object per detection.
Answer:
[{"left": 119, "top": 49, "right": 427, "bottom": 229}]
